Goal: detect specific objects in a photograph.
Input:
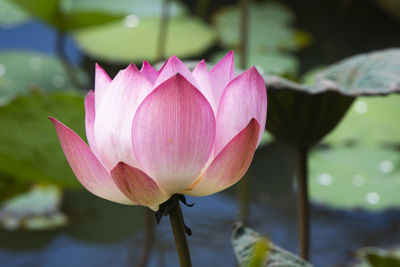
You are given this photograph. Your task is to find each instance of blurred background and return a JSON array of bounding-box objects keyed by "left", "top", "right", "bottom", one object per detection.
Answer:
[{"left": 0, "top": 0, "right": 400, "bottom": 266}]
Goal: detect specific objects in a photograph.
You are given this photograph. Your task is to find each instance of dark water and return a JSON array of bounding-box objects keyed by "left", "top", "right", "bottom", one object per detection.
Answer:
[
  {"left": 1, "top": 17, "right": 400, "bottom": 267},
  {"left": 1, "top": 142, "right": 400, "bottom": 267}
]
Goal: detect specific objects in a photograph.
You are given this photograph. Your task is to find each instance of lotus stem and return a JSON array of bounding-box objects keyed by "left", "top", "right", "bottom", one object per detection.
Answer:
[
  {"left": 239, "top": 0, "right": 249, "bottom": 69},
  {"left": 169, "top": 199, "right": 192, "bottom": 267},
  {"left": 296, "top": 147, "right": 310, "bottom": 260},
  {"left": 55, "top": 32, "right": 83, "bottom": 89},
  {"left": 156, "top": 0, "right": 171, "bottom": 61},
  {"left": 237, "top": 173, "right": 249, "bottom": 224},
  {"left": 137, "top": 208, "right": 155, "bottom": 267}
]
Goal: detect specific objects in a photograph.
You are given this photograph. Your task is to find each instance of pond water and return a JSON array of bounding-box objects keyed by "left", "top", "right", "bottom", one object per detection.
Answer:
[{"left": 1, "top": 20, "right": 400, "bottom": 267}]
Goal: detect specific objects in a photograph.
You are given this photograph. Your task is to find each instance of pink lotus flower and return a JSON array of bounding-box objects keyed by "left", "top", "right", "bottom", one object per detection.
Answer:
[{"left": 50, "top": 52, "right": 267, "bottom": 210}]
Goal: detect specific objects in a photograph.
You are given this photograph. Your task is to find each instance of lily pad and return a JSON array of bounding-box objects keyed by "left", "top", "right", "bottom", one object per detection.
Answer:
[
  {"left": 213, "top": 2, "right": 303, "bottom": 51},
  {"left": 0, "top": 51, "right": 86, "bottom": 105},
  {"left": 232, "top": 222, "right": 312, "bottom": 267},
  {"left": 0, "top": 0, "right": 29, "bottom": 28},
  {"left": 0, "top": 91, "right": 85, "bottom": 188},
  {"left": 265, "top": 48, "right": 400, "bottom": 147},
  {"left": 11, "top": 0, "right": 124, "bottom": 31},
  {"left": 309, "top": 147, "right": 400, "bottom": 211},
  {"left": 74, "top": 16, "right": 216, "bottom": 63},
  {"left": 323, "top": 95, "right": 400, "bottom": 147},
  {"left": 62, "top": 0, "right": 185, "bottom": 17},
  {"left": 212, "top": 2, "right": 310, "bottom": 75},
  {"left": 0, "top": 185, "right": 67, "bottom": 231},
  {"left": 212, "top": 50, "right": 299, "bottom": 76}
]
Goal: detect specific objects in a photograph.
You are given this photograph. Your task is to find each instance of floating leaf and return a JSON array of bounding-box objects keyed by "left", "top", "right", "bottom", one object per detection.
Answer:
[
  {"left": 213, "top": 2, "right": 298, "bottom": 50},
  {"left": 11, "top": 0, "right": 124, "bottom": 31},
  {"left": 74, "top": 16, "right": 216, "bottom": 63},
  {"left": 309, "top": 147, "right": 400, "bottom": 210},
  {"left": 355, "top": 247, "right": 400, "bottom": 267},
  {"left": 211, "top": 50, "right": 299, "bottom": 76},
  {"left": 0, "top": 0, "right": 29, "bottom": 28},
  {"left": 212, "top": 2, "right": 309, "bottom": 75},
  {"left": 0, "top": 185, "right": 67, "bottom": 231},
  {"left": 0, "top": 50, "right": 86, "bottom": 105},
  {"left": 62, "top": 0, "right": 185, "bottom": 17},
  {"left": 0, "top": 92, "right": 85, "bottom": 188},
  {"left": 323, "top": 95, "right": 400, "bottom": 147},
  {"left": 232, "top": 222, "right": 312, "bottom": 267}
]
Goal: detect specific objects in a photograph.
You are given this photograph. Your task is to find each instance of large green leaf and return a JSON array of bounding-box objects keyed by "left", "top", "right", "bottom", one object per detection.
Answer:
[
  {"left": 74, "top": 16, "right": 216, "bottom": 63},
  {"left": 264, "top": 48, "right": 400, "bottom": 147},
  {"left": 314, "top": 48, "right": 400, "bottom": 95},
  {"left": 0, "top": 91, "right": 85, "bottom": 188},
  {"left": 0, "top": 51, "right": 86, "bottom": 105},
  {"left": 11, "top": 0, "right": 124, "bottom": 31},
  {"left": 323, "top": 95, "right": 400, "bottom": 147},
  {"left": 309, "top": 147, "right": 400, "bottom": 210},
  {"left": 0, "top": 0, "right": 29, "bottom": 27},
  {"left": 232, "top": 222, "right": 312, "bottom": 267}
]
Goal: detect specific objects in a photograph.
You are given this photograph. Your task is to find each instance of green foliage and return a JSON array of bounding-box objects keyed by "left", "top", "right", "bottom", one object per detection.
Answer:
[
  {"left": 0, "top": 51, "right": 86, "bottom": 105},
  {"left": 264, "top": 48, "right": 400, "bottom": 147},
  {"left": 212, "top": 2, "right": 310, "bottom": 75},
  {"left": 0, "top": 91, "right": 85, "bottom": 189},
  {"left": 62, "top": 0, "right": 186, "bottom": 17},
  {"left": 0, "top": 0, "right": 29, "bottom": 27},
  {"left": 309, "top": 146, "right": 400, "bottom": 210},
  {"left": 232, "top": 222, "right": 312, "bottom": 267},
  {"left": 355, "top": 247, "right": 400, "bottom": 267},
  {"left": 314, "top": 48, "right": 400, "bottom": 95},
  {"left": 10, "top": 0, "right": 124, "bottom": 31},
  {"left": 73, "top": 16, "right": 216, "bottom": 63}
]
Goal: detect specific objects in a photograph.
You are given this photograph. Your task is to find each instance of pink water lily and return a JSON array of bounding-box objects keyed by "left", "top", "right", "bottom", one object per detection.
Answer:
[{"left": 50, "top": 51, "right": 267, "bottom": 210}]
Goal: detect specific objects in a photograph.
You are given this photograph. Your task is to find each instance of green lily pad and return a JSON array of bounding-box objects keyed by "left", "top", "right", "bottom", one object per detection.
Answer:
[
  {"left": 11, "top": 0, "right": 124, "bottom": 31},
  {"left": 309, "top": 147, "right": 400, "bottom": 211},
  {"left": 355, "top": 247, "right": 400, "bottom": 267},
  {"left": 213, "top": 2, "right": 303, "bottom": 51},
  {"left": 0, "top": 0, "right": 29, "bottom": 28},
  {"left": 0, "top": 185, "right": 67, "bottom": 231},
  {"left": 62, "top": 0, "right": 185, "bottom": 17},
  {"left": 0, "top": 51, "right": 86, "bottom": 105},
  {"left": 314, "top": 48, "right": 400, "bottom": 95},
  {"left": 212, "top": 2, "right": 310, "bottom": 75},
  {"left": 212, "top": 50, "right": 299, "bottom": 76},
  {"left": 232, "top": 222, "right": 312, "bottom": 267},
  {"left": 323, "top": 95, "right": 400, "bottom": 147},
  {"left": 74, "top": 16, "right": 216, "bottom": 63},
  {"left": 0, "top": 91, "right": 85, "bottom": 188}
]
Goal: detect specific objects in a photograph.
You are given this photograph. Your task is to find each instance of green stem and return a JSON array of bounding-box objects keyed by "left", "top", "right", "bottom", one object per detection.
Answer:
[
  {"left": 239, "top": 0, "right": 249, "bottom": 69},
  {"left": 296, "top": 147, "right": 310, "bottom": 260},
  {"left": 156, "top": 0, "right": 170, "bottom": 61},
  {"left": 137, "top": 208, "right": 155, "bottom": 267},
  {"left": 237, "top": 174, "right": 249, "bottom": 224},
  {"left": 169, "top": 200, "right": 192, "bottom": 267}
]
